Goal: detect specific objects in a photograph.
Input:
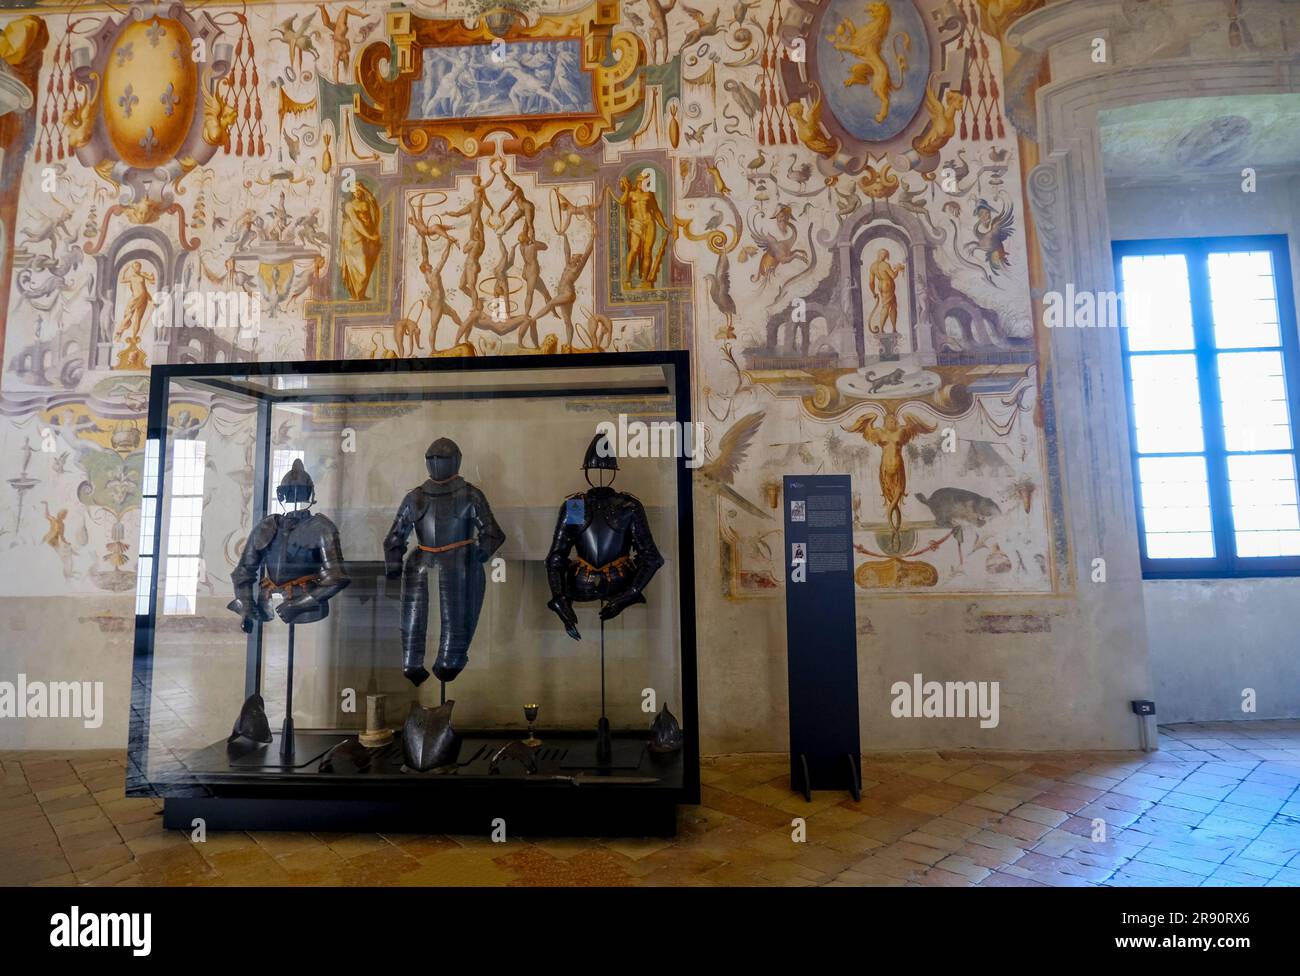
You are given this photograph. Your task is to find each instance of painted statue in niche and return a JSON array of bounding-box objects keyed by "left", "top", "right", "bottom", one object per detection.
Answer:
[
  {"left": 866, "top": 244, "right": 907, "bottom": 339},
  {"left": 339, "top": 181, "right": 381, "bottom": 300},
  {"left": 613, "top": 167, "right": 670, "bottom": 290},
  {"left": 112, "top": 260, "right": 155, "bottom": 369}
]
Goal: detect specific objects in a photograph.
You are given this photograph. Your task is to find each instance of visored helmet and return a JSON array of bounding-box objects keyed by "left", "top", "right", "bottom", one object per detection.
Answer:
[{"left": 425, "top": 437, "right": 462, "bottom": 482}]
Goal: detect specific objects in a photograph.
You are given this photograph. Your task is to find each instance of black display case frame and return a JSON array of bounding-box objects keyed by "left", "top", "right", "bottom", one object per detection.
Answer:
[{"left": 127, "top": 350, "right": 699, "bottom": 836}]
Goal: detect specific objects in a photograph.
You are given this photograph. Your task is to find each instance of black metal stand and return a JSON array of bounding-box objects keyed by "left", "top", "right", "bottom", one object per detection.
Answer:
[
  {"left": 798, "top": 754, "right": 812, "bottom": 802},
  {"left": 280, "top": 622, "right": 296, "bottom": 759},
  {"left": 595, "top": 611, "right": 612, "bottom": 765}
]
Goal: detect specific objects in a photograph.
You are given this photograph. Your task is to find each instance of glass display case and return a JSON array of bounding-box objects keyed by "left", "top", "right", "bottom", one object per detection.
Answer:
[{"left": 127, "top": 351, "right": 698, "bottom": 835}]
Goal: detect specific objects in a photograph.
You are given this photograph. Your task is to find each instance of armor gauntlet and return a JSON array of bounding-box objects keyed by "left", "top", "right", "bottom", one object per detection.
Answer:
[
  {"left": 544, "top": 508, "right": 581, "bottom": 637},
  {"left": 229, "top": 518, "right": 277, "bottom": 633},
  {"left": 600, "top": 497, "right": 664, "bottom": 621}
]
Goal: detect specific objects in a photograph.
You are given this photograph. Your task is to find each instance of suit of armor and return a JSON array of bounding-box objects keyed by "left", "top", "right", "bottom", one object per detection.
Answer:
[
  {"left": 545, "top": 435, "right": 664, "bottom": 640},
  {"left": 228, "top": 461, "right": 351, "bottom": 632},
  {"left": 384, "top": 438, "right": 505, "bottom": 685}
]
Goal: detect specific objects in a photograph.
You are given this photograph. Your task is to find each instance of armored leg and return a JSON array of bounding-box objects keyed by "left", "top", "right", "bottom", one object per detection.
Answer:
[
  {"left": 399, "top": 556, "right": 432, "bottom": 686},
  {"left": 433, "top": 549, "right": 487, "bottom": 682}
]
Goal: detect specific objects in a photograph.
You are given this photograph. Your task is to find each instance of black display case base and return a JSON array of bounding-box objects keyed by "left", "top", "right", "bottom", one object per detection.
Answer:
[
  {"left": 163, "top": 795, "right": 679, "bottom": 837},
  {"left": 226, "top": 733, "right": 348, "bottom": 769},
  {"left": 559, "top": 739, "right": 646, "bottom": 770}
]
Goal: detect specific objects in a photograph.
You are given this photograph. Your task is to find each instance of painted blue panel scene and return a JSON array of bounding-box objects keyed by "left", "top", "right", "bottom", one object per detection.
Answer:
[
  {"left": 816, "top": 0, "right": 931, "bottom": 142},
  {"left": 412, "top": 40, "right": 594, "bottom": 120}
]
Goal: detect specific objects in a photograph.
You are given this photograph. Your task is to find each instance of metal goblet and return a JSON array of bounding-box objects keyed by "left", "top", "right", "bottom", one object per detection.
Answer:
[{"left": 523, "top": 703, "right": 541, "bottom": 747}]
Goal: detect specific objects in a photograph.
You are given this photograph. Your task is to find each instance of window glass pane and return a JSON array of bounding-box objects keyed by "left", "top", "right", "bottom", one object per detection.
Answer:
[
  {"left": 171, "top": 439, "right": 206, "bottom": 496},
  {"left": 1218, "top": 351, "right": 1294, "bottom": 452},
  {"left": 1208, "top": 250, "right": 1281, "bottom": 349},
  {"left": 162, "top": 556, "right": 201, "bottom": 615},
  {"left": 1129, "top": 354, "right": 1204, "bottom": 453},
  {"left": 1227, "top": 453, "right": 1300, "bottom": 557},
  {"left": 166, "top": 495, "right": 204, "bottom": 556},
  {"left": 136, "top": 495, "right": 157, "bottom": 555},
  {"left": 143, "top": 438, "right": 160, "bottom": 486},
  {"left": 134, "top": 555, "right": 153, "bottom": 616},
  {"left": 1120, "top": 253, "right": 1194, "bottom": 351},
  {"left": 1137, "top": 456, "right": 1215, "bottom": 558}
]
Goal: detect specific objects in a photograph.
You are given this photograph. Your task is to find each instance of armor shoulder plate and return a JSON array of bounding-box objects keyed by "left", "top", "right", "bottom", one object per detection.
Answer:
[{"left": 248, "top": 515, "right": 280, "bottom": 550}]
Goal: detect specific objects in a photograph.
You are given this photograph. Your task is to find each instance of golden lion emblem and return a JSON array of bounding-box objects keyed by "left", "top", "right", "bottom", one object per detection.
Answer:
[{"left": 827, "top": 1, "right": 912, "bottom": 125}]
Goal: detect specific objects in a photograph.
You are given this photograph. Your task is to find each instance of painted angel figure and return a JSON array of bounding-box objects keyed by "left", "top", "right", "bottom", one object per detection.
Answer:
[{"left": 845, "top": 409, "right": 936, "bottom": 548}]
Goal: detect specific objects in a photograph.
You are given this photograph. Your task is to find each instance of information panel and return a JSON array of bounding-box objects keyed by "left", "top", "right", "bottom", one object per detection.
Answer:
[{"left": 782, "top": 474, "right": 861, "bottom": 799}]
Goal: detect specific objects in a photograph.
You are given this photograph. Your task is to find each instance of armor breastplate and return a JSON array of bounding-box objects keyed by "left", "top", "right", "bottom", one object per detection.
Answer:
[
  {"left": 411, "top": 479, "right": 478, "bottom": 550},
  {"left": 573, "top": 490, "right": 635, "bottom": 568},
  {"left": 263, "top": 513, "right": 323, "bottom": 583}
]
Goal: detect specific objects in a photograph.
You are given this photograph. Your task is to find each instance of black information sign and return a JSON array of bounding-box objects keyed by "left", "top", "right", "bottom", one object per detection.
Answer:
[{"left": 782, "top": 474, "right": 861, "bottom": 801}]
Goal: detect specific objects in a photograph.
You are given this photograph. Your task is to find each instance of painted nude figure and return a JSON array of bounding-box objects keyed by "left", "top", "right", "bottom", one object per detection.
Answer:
[
  {"left": 612, "top": 172, "right": 669, "bottom": 289},
  {"left": 115, "top": 261, "right": 156, "bottom": 342},
  {"left": 535, "top": 225, "right": 595, "bottom": 350},
  {"left": 868, "top": 248, "right": 906, "bottom": 334}
]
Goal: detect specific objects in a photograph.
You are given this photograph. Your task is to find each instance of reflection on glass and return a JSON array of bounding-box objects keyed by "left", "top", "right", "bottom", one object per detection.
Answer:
[
  {"left": 163, "top": 440, "right": 206, "bottom": 615},
  {"left": 1120, "top": 253, "right": 1194, "bottom": 351},
  {"left": 1138, "top": 455, "right": 1215, "bottom": 559}
]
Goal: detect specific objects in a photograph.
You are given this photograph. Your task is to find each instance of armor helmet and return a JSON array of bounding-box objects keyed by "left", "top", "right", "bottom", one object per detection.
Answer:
[
  {"left": 425, "top": 437, "right": 462, "bottom": 482},
  {"left": 276, "top": 458, "right": 315, "bottom": 505},
  {"left": 582, "top": 432, "right": 619, "bottom": 472}
]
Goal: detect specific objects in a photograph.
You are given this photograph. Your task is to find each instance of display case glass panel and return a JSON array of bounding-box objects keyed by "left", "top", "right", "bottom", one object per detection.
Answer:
[{"left": 128, "top": 352, "right": 697, "bottom": 827}]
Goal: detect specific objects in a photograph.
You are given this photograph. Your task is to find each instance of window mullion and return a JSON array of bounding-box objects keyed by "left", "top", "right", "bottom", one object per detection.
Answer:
[{"left": 1186, "top": 244, "right": 1235, "bottom": 568}]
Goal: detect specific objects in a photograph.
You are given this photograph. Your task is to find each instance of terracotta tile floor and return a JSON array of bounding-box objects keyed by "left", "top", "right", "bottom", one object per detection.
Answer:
[{"left": 3, "top": 720, "right": 1300, "bottom": 887}]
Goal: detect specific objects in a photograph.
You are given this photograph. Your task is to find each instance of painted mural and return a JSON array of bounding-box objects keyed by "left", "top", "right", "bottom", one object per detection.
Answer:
[{"left": 0, "top": 0, "right": 1064, "bottom": 606}]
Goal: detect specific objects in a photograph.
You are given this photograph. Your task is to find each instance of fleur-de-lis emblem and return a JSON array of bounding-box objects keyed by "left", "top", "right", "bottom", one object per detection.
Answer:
[
  {"left": 115, "top": 41, "right": 135, "bottom": 67},
  {"left": 170, "top": 44, "right": 184, "bottom": 64},
  {"left": 139, "top": 127, "right": 160, "bottom": 155},
  {"left": 145, "top": 19, "right": 165, "bottom": 47},
  {"left": 118, "top": 84, "right": 139, "bottom": 118},
  {"left": 159, "top": 84, "right": 177, "bottom": 117}
]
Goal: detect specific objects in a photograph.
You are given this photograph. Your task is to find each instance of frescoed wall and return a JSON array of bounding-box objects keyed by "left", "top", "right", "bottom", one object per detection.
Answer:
[{"left": 3, "top": 0, "right": 1276, "bottom": 753}]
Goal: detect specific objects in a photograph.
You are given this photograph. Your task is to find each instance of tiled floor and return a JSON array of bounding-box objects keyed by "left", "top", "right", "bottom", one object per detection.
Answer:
[{"left": 3, "top": 721, "right": 1300, "bottom": 886}]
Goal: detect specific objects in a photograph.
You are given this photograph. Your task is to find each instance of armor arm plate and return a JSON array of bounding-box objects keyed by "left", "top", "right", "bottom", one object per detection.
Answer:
[
  {"left": 230, "top": 516, "right": 277, "bottom": 623},
  {"left": 383, "top": 490, "right": 420, "bottom": 578},
  {"left": 305, "top": 513, "right": 351, "bottom": 605},
  {"left": 469, "top": 486, "right": 506, "bottom": 562},
  {"left": 624, "top": 495, "right": 665, "bottom": 598}
]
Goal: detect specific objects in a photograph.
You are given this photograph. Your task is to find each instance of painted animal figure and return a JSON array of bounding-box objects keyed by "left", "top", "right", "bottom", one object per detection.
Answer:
[
  {"left": 826, "top": 1, "right": 910, "bottom": 124},
  {"left": 914, "top": 487, "right": 1002, "bottom": 529},
  {"left": 865, "top": 368, "right": 905, "bottom": 393},
  {"left": 747, "top": 213, "right": 809, "bottom": 285},
  {"left": 642, "top": 0, "right": 677, "bottom": 62}
]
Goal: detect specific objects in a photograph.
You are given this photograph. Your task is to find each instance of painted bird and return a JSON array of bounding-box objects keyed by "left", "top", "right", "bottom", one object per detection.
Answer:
[
  {"left": 698, "top": 411, "right": 771, "bottom": 520},
  {"left": 705, "top": 248, "right": 736, "bottom": 339}
]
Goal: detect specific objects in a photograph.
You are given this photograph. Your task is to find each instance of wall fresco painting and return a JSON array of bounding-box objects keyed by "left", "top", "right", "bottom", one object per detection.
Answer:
[{"left": 0, "top": 0, "right": 1067, "bottom": 611}]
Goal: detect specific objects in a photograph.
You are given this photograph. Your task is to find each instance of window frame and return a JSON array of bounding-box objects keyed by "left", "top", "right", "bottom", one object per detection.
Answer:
[{"left": 1114, "top": 234, "right": 1300, "bottom": 579}]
